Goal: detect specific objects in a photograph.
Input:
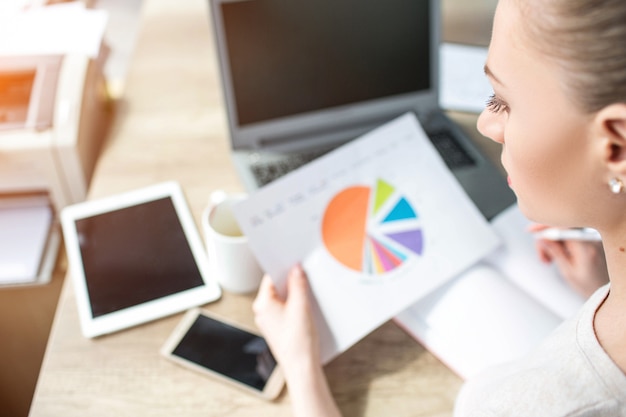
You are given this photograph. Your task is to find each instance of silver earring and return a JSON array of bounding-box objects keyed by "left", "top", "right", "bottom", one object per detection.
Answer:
[{"left": 609, "top": 178, "right": 624, "bottom": 194}]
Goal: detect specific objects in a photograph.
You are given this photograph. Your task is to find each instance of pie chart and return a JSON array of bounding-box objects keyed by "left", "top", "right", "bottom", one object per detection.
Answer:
[{"left": 321, "top": 179, "right": 423, "bottom": 275}]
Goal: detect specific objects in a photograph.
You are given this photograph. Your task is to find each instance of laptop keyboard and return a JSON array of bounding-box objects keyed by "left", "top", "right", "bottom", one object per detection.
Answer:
[
  {"left": 251, "top": 148, "right": 332, "bottom": 186},
  {"left": 427, "top": 129, "right": 476, "bottom": 169},
  {"left": 250, "top": 129, "right": 475, "bottom": 186}
]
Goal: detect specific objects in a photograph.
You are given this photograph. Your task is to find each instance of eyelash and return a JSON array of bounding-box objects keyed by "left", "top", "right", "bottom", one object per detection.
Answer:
[{"left": 486, "top": 94, "right": 509, "bottom": 114}]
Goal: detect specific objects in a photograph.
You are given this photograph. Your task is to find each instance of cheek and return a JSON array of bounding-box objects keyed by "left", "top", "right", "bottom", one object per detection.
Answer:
[
  {"left": 505, "top": 140, "right": 556, "bottom": 195},
  {"left": 504, "top": 112, "right": 591, "bottom": 223},
  {"left": 503, "top": 118, "right": 559, "bottom": 187},
  {"left": 502, "top": 117, "right": 562, "bottom": 198}
]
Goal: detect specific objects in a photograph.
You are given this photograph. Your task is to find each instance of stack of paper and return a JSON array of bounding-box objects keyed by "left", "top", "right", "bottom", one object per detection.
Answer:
[{"left": 0, "top": 195, "right": 59, "bottom": 286}]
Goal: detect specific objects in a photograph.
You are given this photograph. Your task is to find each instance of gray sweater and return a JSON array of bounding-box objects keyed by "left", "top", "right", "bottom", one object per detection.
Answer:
[{"left": 454, "top": 284, "right": 626, "bottom": 416}]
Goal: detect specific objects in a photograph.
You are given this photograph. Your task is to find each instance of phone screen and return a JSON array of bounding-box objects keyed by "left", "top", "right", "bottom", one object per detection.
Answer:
[{"left": 171, "top": 314, "right": 277, "bottom": 391}]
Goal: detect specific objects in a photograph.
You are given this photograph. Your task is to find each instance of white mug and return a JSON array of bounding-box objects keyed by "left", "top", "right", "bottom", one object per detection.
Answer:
[{"left": 202, "top": 191, "right": 263, "bottom": 294}]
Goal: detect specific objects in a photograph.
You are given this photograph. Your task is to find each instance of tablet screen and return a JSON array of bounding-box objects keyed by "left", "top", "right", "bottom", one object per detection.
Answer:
[{"left": 76, "top": 196, "right": 204, "bottom": 318}]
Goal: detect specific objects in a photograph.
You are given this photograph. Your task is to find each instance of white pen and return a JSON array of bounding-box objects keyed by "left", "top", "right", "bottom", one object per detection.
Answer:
[{"left": 533, "top": 227, "right": 602, "bottom": 242}]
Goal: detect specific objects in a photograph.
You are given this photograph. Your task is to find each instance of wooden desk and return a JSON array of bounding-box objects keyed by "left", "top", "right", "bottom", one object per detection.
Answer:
[{"left": 30, "top": 0, "right": 501, "bottom": 415}]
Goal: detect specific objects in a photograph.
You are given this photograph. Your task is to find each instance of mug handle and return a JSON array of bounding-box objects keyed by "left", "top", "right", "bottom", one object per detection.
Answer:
[{"left": 209, "top": 189, "right": 228, "bottom": 208}]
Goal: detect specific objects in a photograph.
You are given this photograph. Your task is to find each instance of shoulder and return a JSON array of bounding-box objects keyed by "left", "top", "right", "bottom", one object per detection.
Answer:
[{"left": 454, "top": 284, "right": 626, "bottom": 417}]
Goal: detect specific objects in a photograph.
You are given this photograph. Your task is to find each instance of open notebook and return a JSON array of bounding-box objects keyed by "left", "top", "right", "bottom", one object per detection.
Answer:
[{"left": 394, "top": 204, "right": 585, "bottom": 380}]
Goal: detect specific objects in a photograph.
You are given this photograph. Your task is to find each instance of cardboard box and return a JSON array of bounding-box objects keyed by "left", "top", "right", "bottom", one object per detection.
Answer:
[{"left": 0, "top": 50, "right": 111, "bottom": 285}]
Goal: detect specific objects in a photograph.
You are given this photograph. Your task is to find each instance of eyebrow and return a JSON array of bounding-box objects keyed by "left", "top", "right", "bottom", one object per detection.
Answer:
[{"left": 483, "top": 64, "right": 503, "bottom": 85}]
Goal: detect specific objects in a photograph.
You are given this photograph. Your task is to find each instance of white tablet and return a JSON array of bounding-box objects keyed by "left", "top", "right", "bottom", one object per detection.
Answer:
[{"left": 61, "top": 181, "right": 221, "bottom": 338}]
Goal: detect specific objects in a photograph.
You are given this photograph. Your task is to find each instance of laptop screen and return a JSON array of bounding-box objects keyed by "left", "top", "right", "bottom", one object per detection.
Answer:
[{"left": 219, "top": 0, "right": 431, "bottom": 127}]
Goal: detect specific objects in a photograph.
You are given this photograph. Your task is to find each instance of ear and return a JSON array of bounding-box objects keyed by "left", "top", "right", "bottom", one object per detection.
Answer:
[{"left": 595, "top": 103, "right": 626, "bottom": 175}]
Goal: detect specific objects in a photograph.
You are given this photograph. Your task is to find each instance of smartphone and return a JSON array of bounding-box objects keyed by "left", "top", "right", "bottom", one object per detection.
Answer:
[{"left": 161, "top": 308, "right": 284, "bottom": 400}]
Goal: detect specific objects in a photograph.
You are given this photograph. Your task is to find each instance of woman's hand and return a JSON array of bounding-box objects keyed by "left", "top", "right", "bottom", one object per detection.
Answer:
[
  {"left": 253, "top": 265, "right": 320, "bottom": 375},
  {"left": 253, "top": 266, "right": 343, "bottom": 417},
  {"left": 530, "top": 225, "right": 609, "bottom": 298}
]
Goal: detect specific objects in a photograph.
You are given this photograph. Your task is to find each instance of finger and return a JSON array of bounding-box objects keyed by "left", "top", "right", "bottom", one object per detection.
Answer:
[
  {"left": 253, "top": 274, "right": 280, "bottom": 312},
  {"left": 535, "top": 240, "right": 552, "bottom": 263},
  {"left": 257, "top": 274, "right": 278, "bottom": 299},
  {"left": 527, "top": 223, "right": 550, "bottom": 233},
  {"left": 290, "top": 264, "right": 307, "bottom": 282},
  {"left": 286, "top": 265, "right": 311, "bottom": 306},
  {"left": 542, "top": 241, "right": 576, "bottom": 277},
  {"left": 259, "top": 273, "right": 277, "bottom": 294},
  {"left": 544, "top": 240, "right": 571, "bottom": 259},
  {"left": 561, "top": 240, "right": 594, "bottom": 260}
]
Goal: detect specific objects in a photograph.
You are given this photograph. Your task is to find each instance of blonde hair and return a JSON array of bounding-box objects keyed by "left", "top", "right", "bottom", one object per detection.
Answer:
[{"left": 517, "top": 0, "right": 626, "bottom": 113}]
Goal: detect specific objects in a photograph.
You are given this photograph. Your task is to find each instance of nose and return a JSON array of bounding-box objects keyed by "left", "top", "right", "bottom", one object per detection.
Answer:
[{"left": 477, "top": 109, "right": 505, "bottom": 145}]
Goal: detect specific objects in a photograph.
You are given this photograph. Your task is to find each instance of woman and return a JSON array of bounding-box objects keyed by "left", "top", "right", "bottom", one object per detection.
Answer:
[{"left": 253, "top": 0, "right": 626, "bottom": 415}]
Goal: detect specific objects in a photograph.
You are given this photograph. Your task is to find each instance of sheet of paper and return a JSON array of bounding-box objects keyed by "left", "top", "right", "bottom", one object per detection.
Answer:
[
  {"left": 394, "top": 204, "right": 585, "bottom": 379},
  {"left": 395, "top": 263, "right": 561, "bottom": 380},
  {"left": 233, "top": 113, "right": 501, "bottom": 362},
  {"left": 485, "top": 205, "right": 584, "bottom": 319},
  {"left": 439, "top": 43, "right": 492, "bottom": 113},
  {"left": 0, "top": 3, "right": 108, "bottom": 58},
  {"left": 0, "top": 204, "right": 53, "bottom": 285}
]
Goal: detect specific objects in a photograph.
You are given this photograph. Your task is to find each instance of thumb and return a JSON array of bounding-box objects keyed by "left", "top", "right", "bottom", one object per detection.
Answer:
[{"left": 286, "top": 265, "right": 311, "bottom": 307}]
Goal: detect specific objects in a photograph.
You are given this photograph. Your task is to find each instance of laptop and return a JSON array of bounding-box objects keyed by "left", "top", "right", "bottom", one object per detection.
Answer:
[{"left": 208, "top": 0, "right": 515, "bottom": 220}]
